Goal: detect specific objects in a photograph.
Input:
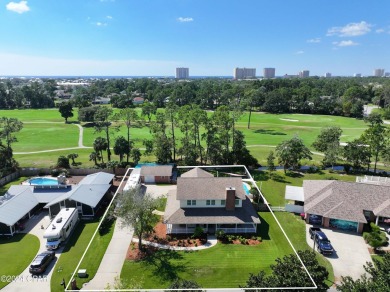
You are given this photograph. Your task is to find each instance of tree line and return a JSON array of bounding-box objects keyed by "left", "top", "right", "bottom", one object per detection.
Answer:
[{"left": 3, "top": 77, "right": 390, "bottom": 119}]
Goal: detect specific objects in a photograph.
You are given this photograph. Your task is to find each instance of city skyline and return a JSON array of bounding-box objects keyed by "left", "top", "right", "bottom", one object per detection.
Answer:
[{"left": 0, "top": 0, "right": 389, "bottom": 76}]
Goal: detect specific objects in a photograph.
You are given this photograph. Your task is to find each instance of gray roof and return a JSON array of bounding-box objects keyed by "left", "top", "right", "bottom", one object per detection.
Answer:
[
  {"left": 69, "top": 184, "right": 111, "bottom": 207},
  {"left": 0, "top": 187, "right": 39, "bottom": 226},
  {"left": 304, "top": 180, "right": 390, "bottom": 223},
  {"left": 0, "top": 172, "right": 113, "bottom": 226},
  {"left": 176, "top": 177, "right": 246, "bottom": 200},
  {"left": 164, "top": 191, "right": 260, "bottom": 225},
  {"left": 181, "top": 168, "right": 214, "bottom": 178},
  {"left": 140, "top": 165, "right": 173, "bottom": 176},
  {"left": 79, "top": 172, "right": 114, "bottom": 185}
]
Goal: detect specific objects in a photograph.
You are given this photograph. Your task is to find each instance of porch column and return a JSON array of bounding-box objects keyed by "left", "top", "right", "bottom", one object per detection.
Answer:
[
  {"left": 375, "top": 216, "right": 379, "bottom": 225},
  {"left": 186, "top": 225, "right": 188, "bottom": 234},
  {"left": 235, "top": 224, "right": 237, "bottom": 233},
  {"left": 9, "top": 225, "right": 13, "bottom": 236}
]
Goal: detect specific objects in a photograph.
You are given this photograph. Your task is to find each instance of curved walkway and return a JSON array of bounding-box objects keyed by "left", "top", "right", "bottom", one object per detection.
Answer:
[{"left": 132, "top": 236, "right": 218, "bottom": 251}]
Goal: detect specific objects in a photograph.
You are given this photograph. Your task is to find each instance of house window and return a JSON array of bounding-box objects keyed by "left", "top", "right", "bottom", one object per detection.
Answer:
[
  {"left": 221, "top": 200, "right": 226, "bottom": 206},
  {"left": 235, "top": 199, "right": 240, "bottom": 206},
  {"left": 206, "top": 200, "right": 210, "bottom": 206},
  {"left": 211, "top": 200, "right": 215, "bottom": 205},
  {"left": 206, "top": 200, "right": 216, "bottom": 206},
  {"left": 187, "top": 200, "right": 196, "bottom": 206}
]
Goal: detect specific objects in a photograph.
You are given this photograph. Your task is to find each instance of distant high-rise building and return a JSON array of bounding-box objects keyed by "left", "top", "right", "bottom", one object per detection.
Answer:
[
  {"left": 354, "top": 73, "right": 362, "bottom": 77},
  {"left": 263, "top": 68, "right": 276, "bottom": 78},
  {"left": 324, "top": 72, "right": 332, "bottom": 78},
  {"left": 385, "top": 72, "right": 390, "bottom": 77},
  {"left": 298, "top": 70, "right": 310, "bottom": 78},
  {"left": 374, "top": 69, "right": 385, "bottom": 77},
  {"left": 175, "top": 67, "right": 189, "bottom": 79},
  {"left": 234, "top": 67, "right": 256, "bottom": 79}
]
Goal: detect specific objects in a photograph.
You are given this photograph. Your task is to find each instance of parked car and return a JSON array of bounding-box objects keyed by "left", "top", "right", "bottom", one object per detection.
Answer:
[
  {"left": 308, "top": 214, "right": 322, "bottom": 225},
  {"left": 314, "top": 232, "right": 334, "bottom": 255},
  {"left": 309, "top": 227, "right": 322, "bottom": 239},
  {"left": 29, "top": 251, "right": 55, "bottom": 274}
]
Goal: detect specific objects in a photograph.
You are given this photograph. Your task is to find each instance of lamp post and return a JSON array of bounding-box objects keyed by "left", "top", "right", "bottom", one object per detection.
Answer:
[{"left": 60, "top": 278, "right": 66, "bottom": 289}]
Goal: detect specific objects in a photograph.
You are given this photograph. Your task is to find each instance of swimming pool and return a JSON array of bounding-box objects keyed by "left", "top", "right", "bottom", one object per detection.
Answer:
[
  {"left": 243, "top": 183, "right": 251, "bottom": 195},
  {"left": 28, "top": 177, "right": 59, "bottom": 185}
]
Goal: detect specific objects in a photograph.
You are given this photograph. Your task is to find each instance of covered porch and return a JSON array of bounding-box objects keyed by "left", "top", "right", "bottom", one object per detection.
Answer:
[{"left": 166, "top": 223, "right": 257, "bottom": 234}]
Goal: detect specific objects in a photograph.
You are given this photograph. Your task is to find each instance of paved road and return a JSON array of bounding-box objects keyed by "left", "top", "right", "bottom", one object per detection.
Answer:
[{"left": 2, "top": 211, "right": 62, "bottom": 292}]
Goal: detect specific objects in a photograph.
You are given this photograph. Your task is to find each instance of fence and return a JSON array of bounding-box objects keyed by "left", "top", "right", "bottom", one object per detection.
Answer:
[
  {"left": 0, "top": 167, "right": 129, "bottom": 187},
  {"left": 356, "top": 175, "right": 390, "bottom": 185},
  {"left": 269, "top": 206, "right": 285, "bottom": 212}
]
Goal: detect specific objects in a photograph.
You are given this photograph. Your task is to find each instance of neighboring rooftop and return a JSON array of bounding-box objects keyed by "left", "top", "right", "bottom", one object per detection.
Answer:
[
  {"left": 304, "top": 180, "right": 390, "bottom": 223},
  {"left": 140, "top": 165, "right": 173, "bottom": 177}
]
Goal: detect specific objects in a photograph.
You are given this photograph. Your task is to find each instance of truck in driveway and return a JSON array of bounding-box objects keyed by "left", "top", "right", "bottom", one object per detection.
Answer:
[
  {"left": 43, "top": 208, "right": 79, "bottom": 250},
  {"left": 309, "top": 226, "right": 322, "bottom": 239},
  {"left": 314, "top": 231, "right": 334, "bottom": 255}
]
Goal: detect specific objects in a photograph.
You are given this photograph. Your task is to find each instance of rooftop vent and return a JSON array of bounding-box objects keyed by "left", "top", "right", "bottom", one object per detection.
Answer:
[
  {"left": 56, "top": 217, "right": 62, "bottom": 223},
  {"left": 52, "top": 225, "right": 56, "bottom": 229}
]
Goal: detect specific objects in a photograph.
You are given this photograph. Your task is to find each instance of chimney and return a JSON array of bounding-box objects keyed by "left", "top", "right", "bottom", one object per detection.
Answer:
[{"left": 225, "top": 187, "right": 236, "bottom": 211}]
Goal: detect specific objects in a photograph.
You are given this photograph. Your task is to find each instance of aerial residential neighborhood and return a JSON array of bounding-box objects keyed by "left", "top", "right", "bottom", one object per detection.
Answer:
[{"left": 1, "top": 1, "right": 390, "bottom": 291}]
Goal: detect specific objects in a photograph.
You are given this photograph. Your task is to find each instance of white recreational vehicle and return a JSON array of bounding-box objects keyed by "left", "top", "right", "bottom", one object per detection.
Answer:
[
  {"left": 123, "top": 168, "right": 141, "bottom": 192},
  {"left": 43, "top": 208, "right": 79, "bottom": 250}
]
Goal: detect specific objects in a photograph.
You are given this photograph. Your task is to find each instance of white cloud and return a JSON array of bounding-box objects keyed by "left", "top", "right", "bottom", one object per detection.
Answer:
[
  {"left": 327, "top": 21, "right": 372, "bottom": 37},
  {"left": 6, "top": 1, "right": 30, "bottom": 14},
  {"left": 177, "top": 17, "right": 193, "bottom": 23},
  {"left": 307, "top": 38, "right": 321, "bottom": 43},
  {"left": 376, "top": 28, "right": 385, "bottom": 34},
  {"left": 295, "top": 50, "right": 304, "bottom": 55},
  {"left": 106, "top": 15, "right": 112, "bottom": 19},
  {"left": 332, "top": 40, "right": 359, "bottom": 47},
  {"left": 95, "top": 22, "right": 107, "bottom": 26}
]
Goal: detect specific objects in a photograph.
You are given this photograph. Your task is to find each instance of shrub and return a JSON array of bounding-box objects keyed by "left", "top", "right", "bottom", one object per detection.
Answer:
[
  {"left": 194, "top": 242, "right": 198, "bottom": 247},
  {"left": 216, "top": 230, "right": 226, "bottom": 241},
  {"left": 98, "top": 215, "right": 116, "bottom": 236},
  {"left": 56, "top": 156, "right": 70, "bottom": 168},
  {"left": 166, "top": 235, "right": 171, "bottom": 241},
  {"left": 257, "top": 236, "right": 262, "bottom": 242},
  {"left": 192, "top": 226, "right": 204, "bottom": 238}
]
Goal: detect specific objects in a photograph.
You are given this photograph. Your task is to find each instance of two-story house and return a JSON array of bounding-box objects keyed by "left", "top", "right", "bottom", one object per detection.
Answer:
[{"left": 163, "top": 167, "right": 260, "bottom": 234}]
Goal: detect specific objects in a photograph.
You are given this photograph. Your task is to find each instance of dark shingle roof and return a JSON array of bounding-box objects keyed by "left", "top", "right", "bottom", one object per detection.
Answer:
[
  {"left": 176, "top": 177, "right": 246, "bottom": 200},
  {"left": 304, "top": 180, "right": 390, "bottom": 223}
]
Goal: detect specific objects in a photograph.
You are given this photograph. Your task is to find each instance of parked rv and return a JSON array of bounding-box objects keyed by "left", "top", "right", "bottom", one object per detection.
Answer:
[{"left": 43, "top": 208, "right": 79, "bottom": 250}]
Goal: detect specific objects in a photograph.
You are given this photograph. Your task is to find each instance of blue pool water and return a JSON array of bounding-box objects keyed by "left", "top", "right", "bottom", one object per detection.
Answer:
[
  {"left": 29, "top": 177, "right": 59, "bottom": 185},
  {"left": 243, "top": 183, "right": 250, "bottom": 195}
]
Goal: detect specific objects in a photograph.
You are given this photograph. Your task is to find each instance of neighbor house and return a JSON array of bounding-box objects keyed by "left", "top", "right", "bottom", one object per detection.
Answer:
[
  {"left": 140, "top": 165, "right": 173, "bottom": 184},
  {"left": 0, "top": 172, "right": 114, "bottom": 236},
  {"left": 164, "top": 167, "right": 260, "bottom": 234},
  {"left": 301, "top": 180, "right": 390, "bottom": 233}
]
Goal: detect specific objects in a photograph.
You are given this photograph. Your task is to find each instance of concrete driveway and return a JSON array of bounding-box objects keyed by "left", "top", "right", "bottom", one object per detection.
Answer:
[
  {"left": 306, "top": 225, "right": 372, "bottom": 284},
  {"left": 2, "top": 211, "right": 63, "bottom": 292},
  {"left": 144, "top": 184, "right": 176, "bottom": 199}
]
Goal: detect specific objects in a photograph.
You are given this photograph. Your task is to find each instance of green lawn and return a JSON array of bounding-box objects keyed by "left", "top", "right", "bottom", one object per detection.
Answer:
[
  {"left": 4, "top": 108, "right": 371, "bottom": 168},
  {"left": 0, "top": 176, "right": 28, "bottom": 194},
  {"left": 50, "top": 220, "right": 100, "bottom": 292},
  {"left": 121, "top": 212, "right": 294, "bottom": 289},
  {"left": 76, "top": 218, "right": 116, "bottom": 288},
  {"left": 0, "top": 234, "right": 40, "bottom": 289}
]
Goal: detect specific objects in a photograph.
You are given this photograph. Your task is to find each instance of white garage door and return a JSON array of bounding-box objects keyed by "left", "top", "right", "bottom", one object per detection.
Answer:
[{"left": 144, "top": 176, "right": 155, "bottom": 183}]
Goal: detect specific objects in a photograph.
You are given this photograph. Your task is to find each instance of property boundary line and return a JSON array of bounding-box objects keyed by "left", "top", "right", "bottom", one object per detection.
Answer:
[{"left": 67, "top": 165, "right": 318, "bottom": 291}]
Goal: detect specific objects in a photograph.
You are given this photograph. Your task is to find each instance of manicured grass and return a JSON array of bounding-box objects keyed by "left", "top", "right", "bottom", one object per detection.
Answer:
[
  {"left": 76, "top": 218, "right": 116, "bottom": 288},
  {"left": 0, "top": 176, "right": 28, "bottom": 194},
  {"left": 252, "top": 170, "right": 357, "bottom": 206},
  {"left": 0, "top": 234, "right": 40, "bottom": 289},
  {"left": 121, "top": 213, "right": 294, "bottom": 289},
  {"left": 5, "top": 108, "right": 371, "bottom": 168},
  {"left": 50, "top": 219, "right": 100, "bottom": 292}
]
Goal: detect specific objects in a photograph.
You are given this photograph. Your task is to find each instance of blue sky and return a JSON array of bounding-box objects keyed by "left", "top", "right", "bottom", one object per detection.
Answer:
[{"left": 1, "top": 0, "right": 389, "bottom": 76}]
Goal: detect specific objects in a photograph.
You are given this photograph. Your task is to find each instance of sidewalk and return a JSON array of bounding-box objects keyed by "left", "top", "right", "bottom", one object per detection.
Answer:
[
  {"left": 132, "top": 235, "right": 218, "bottom": 251},
  {"left": 81, "top": 219, "right": 134, "bottom": 290}
]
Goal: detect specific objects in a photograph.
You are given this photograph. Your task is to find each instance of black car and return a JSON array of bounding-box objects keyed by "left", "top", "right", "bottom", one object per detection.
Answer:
[
  {"left": 314, "top": 232, "right": 334, "bottom": 255},
  {"left": 29, "top": 251, "right": 55, "bottom": 274}
]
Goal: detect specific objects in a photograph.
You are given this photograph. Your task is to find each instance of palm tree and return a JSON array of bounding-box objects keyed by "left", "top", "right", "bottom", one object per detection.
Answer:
[{"left": 93, "top": 137, "right": 108, "bottom": 164}]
